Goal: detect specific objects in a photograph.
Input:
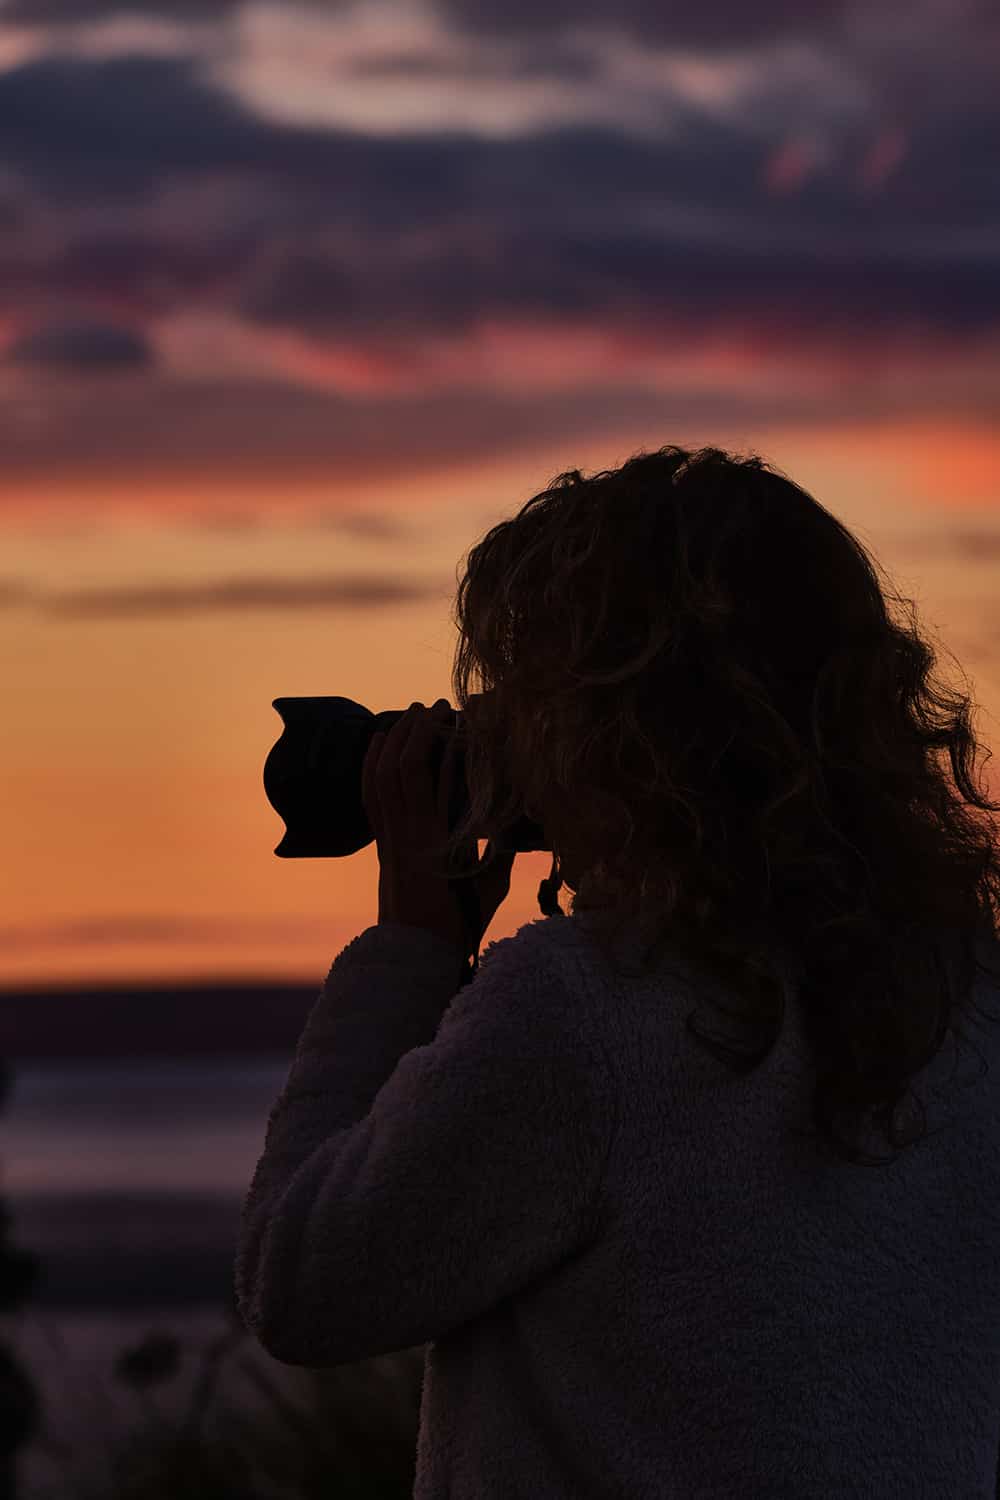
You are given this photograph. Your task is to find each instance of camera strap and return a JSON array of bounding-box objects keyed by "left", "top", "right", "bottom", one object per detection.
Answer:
[{"left": 450, "top": 850, "right": 565, "bottom": 989}]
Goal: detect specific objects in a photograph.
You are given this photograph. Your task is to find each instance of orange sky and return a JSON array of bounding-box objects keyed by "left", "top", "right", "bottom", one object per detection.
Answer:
[{"left": 3, "top": 414, "right": 999, "bottom": 991}]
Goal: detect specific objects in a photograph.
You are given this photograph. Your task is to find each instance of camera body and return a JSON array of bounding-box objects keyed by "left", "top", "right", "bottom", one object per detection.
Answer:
[{"left": 263, "top": 696, "right": 548, "bottom": 859}]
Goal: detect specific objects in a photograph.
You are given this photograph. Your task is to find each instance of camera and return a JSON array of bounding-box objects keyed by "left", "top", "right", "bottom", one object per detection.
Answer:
[{"left": 263, "top": 696, "right": 548, "bottom": 861}]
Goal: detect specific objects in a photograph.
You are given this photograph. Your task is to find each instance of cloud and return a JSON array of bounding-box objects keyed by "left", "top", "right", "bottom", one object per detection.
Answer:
[
  {"left": 2, "top": 0, "right": 249, "bottom": 21},
  {"left": 4, "top": 360, "right": 988, "bottom": 494},
  {"left": 925, "top": 529, "right": 1000, "bottom": 562},
  {"left": 7, "top": 318, "right": 154, "bottom": 370},
  {"left": 0, "top": 36, "right": 991, "bottom": 218},
  {"left": 0, "top": 51, "right": 277, "bottom": 195},
  {"left": 0, "top": 912, "right": 337, "bottom": 951},
  {"left": 0, "top": 578, "right": 35, "bottom": 605},
  {"left": 41, "top": 571, "right": 442, "bottom": 618},
  {"left": 236, "top": 218, "right": 1000, "bottom": 350},
  {"left": 0, "top": 48, "right": 995, "bottom": 344},
  {"left": 38, "top": 232, "right": 252, "bottom": 316},
  {"left": 434, "top": 0, "right": 852, "bottom": 50},
  {"left": 0, "top": 22, "right": 996, "bottom": 489},
  {"left": 2, "top": 354, "right": 998, "bottom": 514},
  {"left": 178, "top": 509, "right": 411, "bottom": 538},
  {"left": 0, "top": 0, "right": 856, "bottom": 46}
]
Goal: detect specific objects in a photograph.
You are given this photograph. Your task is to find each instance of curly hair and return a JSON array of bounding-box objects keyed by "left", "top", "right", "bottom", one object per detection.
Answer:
[{"left": 436, "top": 443, "right": 1000, "bottom": 1168}]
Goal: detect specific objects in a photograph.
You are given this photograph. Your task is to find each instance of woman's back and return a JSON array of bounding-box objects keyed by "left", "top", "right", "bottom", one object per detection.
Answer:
[
  {"left": 408, "top": 911, "right": 1000, "bottom": 1497},
  {"left": 519, "top": 912, "right": 1000, "bottom": 1497}
]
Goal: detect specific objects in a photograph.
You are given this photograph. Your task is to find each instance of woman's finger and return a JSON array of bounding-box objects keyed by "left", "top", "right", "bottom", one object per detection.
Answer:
[{"left": 361, "top": 729, "right": 387, "bottom": 830}]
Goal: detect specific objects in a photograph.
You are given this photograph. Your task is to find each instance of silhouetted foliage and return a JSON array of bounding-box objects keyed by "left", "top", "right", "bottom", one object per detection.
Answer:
[{"left": 0, "top": 1058, "right": 44, "bottom": 1498}]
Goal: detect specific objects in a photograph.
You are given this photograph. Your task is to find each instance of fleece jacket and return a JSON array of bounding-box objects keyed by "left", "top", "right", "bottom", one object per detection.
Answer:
[{"left": 235, "top": 910, "right": 1000, "bottom": 1498}]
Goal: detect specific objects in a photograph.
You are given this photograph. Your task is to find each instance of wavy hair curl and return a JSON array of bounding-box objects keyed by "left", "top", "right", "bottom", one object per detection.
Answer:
[{"left": 437, "top": 443, "right": 1000, "bottom": 1167}]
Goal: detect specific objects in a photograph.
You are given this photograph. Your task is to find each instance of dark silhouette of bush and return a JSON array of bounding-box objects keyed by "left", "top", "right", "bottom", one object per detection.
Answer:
[{"left": 0, "top": 1058, "right": 44, "bottom": 1500}]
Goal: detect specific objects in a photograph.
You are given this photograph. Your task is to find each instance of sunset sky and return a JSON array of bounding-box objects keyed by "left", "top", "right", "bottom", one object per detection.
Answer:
[{"left": 2, "top": 0, "right": 999, "bottom": 990}]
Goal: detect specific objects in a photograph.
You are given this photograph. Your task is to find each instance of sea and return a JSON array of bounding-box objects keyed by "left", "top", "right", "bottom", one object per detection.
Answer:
[{"left": 1, "top": 1056, "right": 321, "bottom": 1498}]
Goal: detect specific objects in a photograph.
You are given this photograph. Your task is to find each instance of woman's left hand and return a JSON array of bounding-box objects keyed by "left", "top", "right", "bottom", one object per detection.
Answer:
[{"left": 362, "top": 699, "right": 516, "bottom": 969}]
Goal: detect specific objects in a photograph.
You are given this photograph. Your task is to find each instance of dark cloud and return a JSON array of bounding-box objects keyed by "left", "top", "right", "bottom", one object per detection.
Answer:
[
  {"left": 0, "top": 0, "right": 855, "bottom": 47},
  {"left": 238, "top": 221, "right": 1000, "bottom": 349},
  {"left": 49, "top": 232, "right": 252, "bottom": 313},
  {"left": 1, "top": 44, "right": 995, "bottom": 282},
  {"left": 0, "top": 47, "right": 995, "bottom": 260},
  {"left": 0, "top": 52, "right": 279, "bottom": 197},
  {"left": 0, "top": 30, "right": 996, "bottom": 482},
  {"left": 7, "top": 318, "right": 154, "bottom": 370},
  {"left": 435, "top": 0, "right": 852, "bottom": 50},
  {"left": 2, "top": 0, "right": 248, "bottom": 21},
  {"left": 0, "top": 50, "right": 510, "bottom": 223},
  {"left": 0, "top": 44, "right": 992, "bottom": 228},
  {"left": 0, "top": 227, "right": 302, "bottom": 326}
]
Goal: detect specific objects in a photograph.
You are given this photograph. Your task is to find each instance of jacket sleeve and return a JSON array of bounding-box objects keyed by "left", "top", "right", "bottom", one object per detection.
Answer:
[{"left": 234, "top": 918, "right": 615, "bottom": 1368}]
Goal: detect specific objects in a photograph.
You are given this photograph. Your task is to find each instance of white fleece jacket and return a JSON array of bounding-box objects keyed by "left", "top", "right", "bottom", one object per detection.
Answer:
[{"left": 235, "top": 911, "right": 1000, "bottom": 1498}]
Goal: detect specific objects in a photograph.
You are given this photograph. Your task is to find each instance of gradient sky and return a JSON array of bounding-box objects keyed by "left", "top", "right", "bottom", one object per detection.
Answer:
[{"left": 2, "top": 0, "right": 999, "bottom": 989}]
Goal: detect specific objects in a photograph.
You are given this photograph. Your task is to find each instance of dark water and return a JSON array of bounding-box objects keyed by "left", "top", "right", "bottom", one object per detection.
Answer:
[{"left": 4, "top": 1058, "right": 289, "bottom": 1305}]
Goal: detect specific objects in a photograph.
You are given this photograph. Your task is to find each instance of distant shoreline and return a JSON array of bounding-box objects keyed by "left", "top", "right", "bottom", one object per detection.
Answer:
[
  {"left": 10, "top": 1188, "right": 247, "bottom": 1309},
  {"left": 0, "top": 982, "right": 321, "bottom": 1063}
]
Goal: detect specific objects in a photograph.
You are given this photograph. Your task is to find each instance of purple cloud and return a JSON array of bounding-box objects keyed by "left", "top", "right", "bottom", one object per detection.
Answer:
[{"left": 7, "top": 318, "right": 154, "bottom": 370}]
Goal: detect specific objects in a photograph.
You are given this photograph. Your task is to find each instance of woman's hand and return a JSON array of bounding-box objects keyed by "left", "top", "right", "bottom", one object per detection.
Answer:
[{"left": 362, "top": 699, "right": 516, "bottom": 970}]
